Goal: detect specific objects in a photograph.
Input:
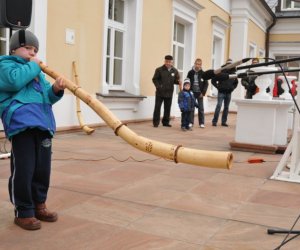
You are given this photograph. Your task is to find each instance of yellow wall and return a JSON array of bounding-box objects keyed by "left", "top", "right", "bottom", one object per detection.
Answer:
[
  {"left": 270, "top": 34, "right": 300, "bottom": 42},
  {"left": 47, "top": 0, "right": 104, "bottom": 94},
  {"left": 196, "top": 0, "right": 231, "bottom": 69},
  {"left": 248, "top": 20, "right": 266, "bottom": 55},
  {"left": 140, "top": 0, "right": 232, "bottom": 96},
  {"left": 140, "top": 0, "right": 173, "bottom": 96}
]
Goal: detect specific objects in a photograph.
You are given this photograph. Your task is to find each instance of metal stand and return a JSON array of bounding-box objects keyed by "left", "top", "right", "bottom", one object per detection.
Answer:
[
  {"left": 269, "top": 92, "right": 300, "bottom": 249},
  {"left": 267, "top": 227, "right": 300, "bottom": 250},
  {"left": 270, "top": 92, "right": 300, "bottom": 183}
]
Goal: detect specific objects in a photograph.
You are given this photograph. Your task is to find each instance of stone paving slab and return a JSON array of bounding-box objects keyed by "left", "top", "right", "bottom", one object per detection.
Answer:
[{"left": 0, "top": 114, "right": 300, "bottom": 250}]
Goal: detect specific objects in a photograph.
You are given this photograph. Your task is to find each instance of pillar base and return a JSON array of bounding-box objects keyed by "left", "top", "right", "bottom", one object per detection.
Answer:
[{"left": 229, "top": 141, "right": 287, "bottom": 154}]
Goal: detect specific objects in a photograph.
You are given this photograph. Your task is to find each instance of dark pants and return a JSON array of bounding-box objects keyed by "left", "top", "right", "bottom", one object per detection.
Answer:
[
  {"left": 9, "top": 129, "right": 52, "bottom": 218},
  {"left": 181, "top": 111, "right": 191, "bottom": 129},
  {"left": 153, "top": 95, "right": 173, "bottom": 126},
  {"left": 212, "top": 92, "right": 231, "bottom": 124},
  {"left": 190, "top": 93, "right": 204, "bottom": 125}
]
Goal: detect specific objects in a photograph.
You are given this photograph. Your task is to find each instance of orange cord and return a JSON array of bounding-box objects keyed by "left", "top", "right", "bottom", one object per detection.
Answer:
[{"left": 248, "top": 158, "right": 265, "bottom": 164}]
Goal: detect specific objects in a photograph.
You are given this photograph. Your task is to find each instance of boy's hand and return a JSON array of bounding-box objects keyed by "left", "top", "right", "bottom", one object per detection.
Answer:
[
  {"left": 53, "top": 77, "right": 66, "bottom": 93},
  {"left": 30, "top": 56, "right": 41, "bottom": 65}
]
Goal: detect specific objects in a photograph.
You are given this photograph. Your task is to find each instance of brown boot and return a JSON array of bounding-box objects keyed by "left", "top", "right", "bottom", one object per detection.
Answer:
[
  {"left": 35, "top": 203, "right": 58, "bottom": 222},
  {"left": 14, "top": 217, "right": 41, "bottom": 230}
]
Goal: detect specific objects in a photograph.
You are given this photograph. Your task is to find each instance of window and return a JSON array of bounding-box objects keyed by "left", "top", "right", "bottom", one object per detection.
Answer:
[
  {"left": 211, "top": 35, "right": 223, "bottom": 96},
  {"left": 259, "top": 49, "right": 265, "bottom": 59},
  {"left": 0, "top": 28, "right": 9, "bottom": 55},
  {"left": 249, "top": 43, "right": 257, "bottom": 58},
  {"left": 211, "top": 16, "right": 228, "bottom": 96},
  {"left": 172, "top": 21, "right": 185, "bottom": 90},
  {"left": 172, "top": 0, "right": 203, "bottom": 97},
  {"left": 275, "top": 55, "right": 300, "bottom": 79},
  {"left": 106, "top": 0, "right": 125, "bottom": 89},
  {"left": 281, "top": 0, "right": 300, "bottom": 10}
]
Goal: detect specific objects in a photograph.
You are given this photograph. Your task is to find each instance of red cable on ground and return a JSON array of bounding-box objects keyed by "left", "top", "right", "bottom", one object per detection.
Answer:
[{"left": 248, "top": 158, "right": 265, "bottom": 163}]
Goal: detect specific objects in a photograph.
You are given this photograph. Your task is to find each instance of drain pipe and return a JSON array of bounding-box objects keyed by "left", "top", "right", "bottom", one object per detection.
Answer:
[
  {"left": 265, "top": 17, "right": 277, "bottom": 62},
  {"left": 262, "top": 0, "right": 277, "bottom": 62}
]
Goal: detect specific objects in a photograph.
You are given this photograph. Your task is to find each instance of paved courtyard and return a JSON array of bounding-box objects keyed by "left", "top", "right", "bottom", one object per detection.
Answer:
[{"left": 0, "top": 113, "right": 300, "bottom": 250}]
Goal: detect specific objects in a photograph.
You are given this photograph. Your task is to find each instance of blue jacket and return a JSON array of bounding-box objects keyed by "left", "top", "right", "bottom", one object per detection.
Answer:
[
  {"left": 0, "top": 55, "right": 63, "bottom": 138},
  {"left": 178, "top": 89, "right": 196, "bottom": 112}
]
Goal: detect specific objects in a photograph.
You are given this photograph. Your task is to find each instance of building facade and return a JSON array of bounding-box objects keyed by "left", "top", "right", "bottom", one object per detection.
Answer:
[{"left": 0, "top": 0, "right": 299, "bottom": 130}]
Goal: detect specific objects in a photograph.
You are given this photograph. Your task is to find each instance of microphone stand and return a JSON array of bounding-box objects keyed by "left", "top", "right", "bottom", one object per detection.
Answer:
[
  {"left": 268, "top": 214, "right": 300, "bottom": 250},
  {"left": 237, "top": 57, "right": 300, "bottom": 71},
  {"left": 236, "top": 57, "right": 300, "bottom": 249},
  {"left": 236, "top": 68, "right": 300, "bottom": 78}
]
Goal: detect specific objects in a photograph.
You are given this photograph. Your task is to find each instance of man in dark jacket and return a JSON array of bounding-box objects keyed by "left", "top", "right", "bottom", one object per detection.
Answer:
[
  {"left": 187, "top": 58, "right": 208, "bottom": 128},
  {"left": 152, "top": 55, "right": 181, "bottom": 127},
  {"left": 241, "top": 58, "right": 259, "bottom": 99},
  {"left": 211, "top": 59, "right": 238, "bottom": 127}
]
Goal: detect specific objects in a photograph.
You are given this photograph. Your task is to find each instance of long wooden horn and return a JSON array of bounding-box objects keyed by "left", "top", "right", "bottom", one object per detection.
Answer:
[
  {"left": 40, "top": 62, "right": 233, "bottom": 169},
  {"left": 72, "top": 61, "right": 95, "bottom": 135}
]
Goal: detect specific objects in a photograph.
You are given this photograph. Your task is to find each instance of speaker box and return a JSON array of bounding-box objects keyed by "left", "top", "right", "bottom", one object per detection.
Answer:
[{"left": 0, "top": 0, "right": 32, "bottom": 29}]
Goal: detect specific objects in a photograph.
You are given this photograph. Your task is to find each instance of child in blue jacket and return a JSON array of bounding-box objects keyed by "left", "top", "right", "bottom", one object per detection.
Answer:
[
  {"left": 178, "top": 78, "right": 197, "bottom": 131},
  {"left": 0, "top": 30, "right": 65, "bottom": 230}
]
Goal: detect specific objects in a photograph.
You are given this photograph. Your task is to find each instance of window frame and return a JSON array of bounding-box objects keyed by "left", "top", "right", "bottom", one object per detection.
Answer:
[
  {"left": 0, "top": 28, "right": 9, "bottom": 55},
  {"left": 281, "top": 0, "right": 300, "bottom": 10},
  {"left": 106, "top": 0, "right": 126, "bottom": 90}
]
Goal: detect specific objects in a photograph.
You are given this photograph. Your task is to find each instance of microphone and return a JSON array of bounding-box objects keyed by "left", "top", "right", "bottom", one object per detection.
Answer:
[{"left": 202, "top": 58, "right": 252, "bottom": 80}]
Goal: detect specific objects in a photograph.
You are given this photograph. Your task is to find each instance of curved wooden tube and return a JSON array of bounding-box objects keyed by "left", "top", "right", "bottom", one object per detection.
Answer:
[
  {"left": 40, "top": 62, "right": 233, "bottom": 169},
  {"left": 72, "top": 61, "right": 95, "bottom": 135}
]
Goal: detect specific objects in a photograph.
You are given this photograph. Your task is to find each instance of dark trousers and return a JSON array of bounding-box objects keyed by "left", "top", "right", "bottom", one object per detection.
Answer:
[
  {"left": 9, "top": 129, "right": 52, "bottom": 218},
  {"left": 190, "top": 93, "right": 204, "bottom": 125},
  {"left": 153, "top": 95, "right": 172, "bottom": 126},
  {"left": 181, "top": 111, "right": 191, "bottom": 129},
  {"left": 212, "top": 92, "right": 231, "bottom": 124}
]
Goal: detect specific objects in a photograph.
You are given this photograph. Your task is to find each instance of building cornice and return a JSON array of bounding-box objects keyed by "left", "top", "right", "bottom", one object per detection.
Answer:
[
  {"left": 271, "top": 18, "right": 300, "bottom": 34},
  {"left": 211, "top": 16, "right": 230, "bottom": 30},
  {"left": 231, "top": 0, "right": 274, "bottom": 31},
  {"left": 173, "top": 0, "right": 204, "bottom": 12}
]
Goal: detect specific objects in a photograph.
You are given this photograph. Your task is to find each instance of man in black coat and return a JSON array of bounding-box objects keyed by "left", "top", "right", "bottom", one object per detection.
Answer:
[
  {"left": 186, "top": 58, "right": 208, "bottom": 128},
  {"left": 241, "top": 58, "right": 259, "bottom": 99},
  {"left": 152, "top": 55, "right": 181, "bottom": 127},
  {"left": 211, "top": 59, "right": 238, "bottom": 127}
]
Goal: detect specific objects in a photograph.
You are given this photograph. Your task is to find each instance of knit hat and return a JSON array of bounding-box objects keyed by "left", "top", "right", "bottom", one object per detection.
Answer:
[
  {"left": 165, "top": 55, "right": 173, "bottom": 60},
  {"left": 183, "top": 78, "right": 191, "bottom": 86},
  {"left": 9, "top": 30, "right": 39, "bottom": 53}
]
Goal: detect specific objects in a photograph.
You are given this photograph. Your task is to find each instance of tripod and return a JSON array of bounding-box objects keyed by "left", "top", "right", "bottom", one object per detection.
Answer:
[{"left": 267, "top": 214, "right": 300, "bottom": 249}]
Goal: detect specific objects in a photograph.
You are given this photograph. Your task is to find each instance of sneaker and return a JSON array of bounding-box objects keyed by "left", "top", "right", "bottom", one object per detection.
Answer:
[
  {"left": 200, "top": 124, "right": 205, "bottom": 128},
  {"left": 14, "top": 217, "right": 41, "bottom": 230},
  {"left": 221, "top": 123, "right": 228, "bottom": 127},
  {"left": 188, "top": 123, "right": 193, "bottom": 128},
  {"left": 212, "top": 123, "right": 217, "bottom": 127},
  {"left": 163, "top": 124, "right": 172, "bottom": 127},
  {"left": 35, "top": 203, "right": 58, "bottom": 222}
]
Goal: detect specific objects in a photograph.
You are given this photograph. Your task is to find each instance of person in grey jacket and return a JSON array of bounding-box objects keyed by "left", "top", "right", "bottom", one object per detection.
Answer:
[
  {"left": 152, "top": 55, "right": 181, "bottom": 127},
  {"left": 186, "top": 58, "right": 208, "bottom": 128}
]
